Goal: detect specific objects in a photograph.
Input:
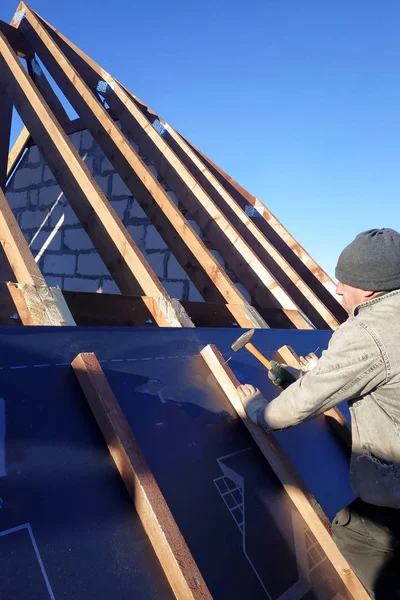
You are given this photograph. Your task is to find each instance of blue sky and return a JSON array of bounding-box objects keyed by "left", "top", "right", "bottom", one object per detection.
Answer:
[{"left": 3, "top": 0, "right": 399, "bottom": 279}]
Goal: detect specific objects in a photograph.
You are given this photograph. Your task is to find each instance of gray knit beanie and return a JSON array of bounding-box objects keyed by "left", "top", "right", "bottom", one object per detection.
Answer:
[{"left": 335, "top": 228, "right": 400, "bottom": 291}]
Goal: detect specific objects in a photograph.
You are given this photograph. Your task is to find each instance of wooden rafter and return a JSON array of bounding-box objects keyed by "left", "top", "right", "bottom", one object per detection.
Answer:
[
  {"left": 0, "top": 19, "right": 32, "bottom": 58},
  {"left": 0, "top": 27, "right": 192, "bottom": 328},
  {"left": 186, "top": 140, "right": 347, "bottom": 323},
  {"left": 155, "top": 126, "right": 340, "bottom": 329},
  {"left": 6, "top": 125, "right": 30, "bottom": 179},
  {"left": 0, "top": 85, "right": 12, "bottom": 188},
  {"left": 11, "top": 6, "right": 274, "bottom": 330},
  {"left": 109, "top": 85, "right": 346, "bottom": 327},
  {"left": 18, "top": 5, "right": 314, "bottom": 330},
  {"left": 0, "top": 187, "right": 75, "bottom": 325},
  {"left": 201, "top": 343, "right": 369, "bottom": 600},
  {"left": 72, "top": 352, "right": 212, "bottom": 600}
]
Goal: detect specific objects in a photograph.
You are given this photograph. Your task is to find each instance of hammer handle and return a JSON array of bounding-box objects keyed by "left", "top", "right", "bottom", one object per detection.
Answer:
[{"left": 245, "top": 343, "right": 272, "bottom": 371}]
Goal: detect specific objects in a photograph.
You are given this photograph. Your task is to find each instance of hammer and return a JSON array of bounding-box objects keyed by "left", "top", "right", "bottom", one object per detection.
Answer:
[{"left": 231, "top": 329, "right": 272, "bottom": 371}]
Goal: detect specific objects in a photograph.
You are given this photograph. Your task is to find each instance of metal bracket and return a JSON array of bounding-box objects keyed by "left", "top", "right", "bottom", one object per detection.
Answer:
[
  {"left": 245, "top": 205, "right": 264, "bottom": 217},
  {"left": 96, "top": 80, "right": 114, "bottom": 94},
  {"left": 13, "top": 8, "right": 26, "bottom": 25},
  {"left": 31, "top": 59, "right": 42, "bottom": 77},
  {"left": 152, "top": 119, "right": 167, "bottom": 138}
]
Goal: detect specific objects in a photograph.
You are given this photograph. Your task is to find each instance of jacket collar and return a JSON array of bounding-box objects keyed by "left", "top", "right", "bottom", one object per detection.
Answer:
[{"left": 352, "top": 288, "right": 400, "bottom": 316}]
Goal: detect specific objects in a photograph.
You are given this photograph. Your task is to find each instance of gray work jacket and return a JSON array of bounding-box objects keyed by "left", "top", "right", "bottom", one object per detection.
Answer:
[{"left": 259, "top": 289, "right": 400, "bottom": 508}]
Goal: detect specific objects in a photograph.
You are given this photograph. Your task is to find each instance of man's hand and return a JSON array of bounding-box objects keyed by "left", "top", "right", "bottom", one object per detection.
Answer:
[
  {"left": 268, "top": 361, "right": 299, "bottom": 389},
  {"left": 268, "top": 352, "right": 319, "bottom": 388},
  {"left": 237, "top": 384, "right": 267, "bottom": 424}
]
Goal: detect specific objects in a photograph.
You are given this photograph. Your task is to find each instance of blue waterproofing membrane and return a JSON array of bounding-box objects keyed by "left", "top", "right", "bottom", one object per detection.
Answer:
[{"left": 0, "top": 327, "right": 354, "bottom": 599}]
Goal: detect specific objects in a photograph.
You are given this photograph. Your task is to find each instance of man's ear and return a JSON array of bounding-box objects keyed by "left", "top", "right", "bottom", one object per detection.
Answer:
[{"left": 363, "top": 290, "right": 380, "bottom": 300}]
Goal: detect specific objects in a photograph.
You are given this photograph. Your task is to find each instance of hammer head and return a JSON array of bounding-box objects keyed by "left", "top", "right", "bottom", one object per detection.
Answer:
[{"left": 231, "top": 328, "right": 255, "bottom": 352}]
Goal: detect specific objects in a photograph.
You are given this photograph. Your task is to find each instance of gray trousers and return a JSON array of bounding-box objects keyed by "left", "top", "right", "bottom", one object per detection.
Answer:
[{"left": 332, "top": 498, "right": 400, "bottom": 599}]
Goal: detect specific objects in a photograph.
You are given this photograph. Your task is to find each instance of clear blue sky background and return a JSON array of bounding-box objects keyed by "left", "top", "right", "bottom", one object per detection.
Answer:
[{"left": 3, "top": 0, "right": 399, "bottom": 279}]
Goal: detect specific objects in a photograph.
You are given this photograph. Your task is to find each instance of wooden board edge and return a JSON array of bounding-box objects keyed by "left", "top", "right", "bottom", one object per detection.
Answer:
[{"left": 71, "top": 352, "right": 212, "bottom": 600}]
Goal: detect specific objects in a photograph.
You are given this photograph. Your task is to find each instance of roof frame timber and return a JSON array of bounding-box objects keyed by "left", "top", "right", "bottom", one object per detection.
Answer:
[
  {"left": 0, "top": 26, "right": 193, "bottom": 328},
  {"left": 18, "top": 5, "right": 313, "bottom": 330}
]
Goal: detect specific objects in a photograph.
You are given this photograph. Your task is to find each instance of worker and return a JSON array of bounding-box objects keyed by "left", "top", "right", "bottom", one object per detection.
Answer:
[{"left": 237, "top": 228, "right": 400, "bottom": 599}]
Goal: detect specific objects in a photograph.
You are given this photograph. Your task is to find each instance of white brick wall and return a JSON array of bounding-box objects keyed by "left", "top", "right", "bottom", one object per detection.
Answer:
[
  {"left": 112, "top": 174, "right": 131, "bottom": 197},
  {"left": 5, "top": 191, "right": 28, "bottom": 209},
  {"left": 145, "top": 225, "right": 168, "bottom": 250},
  {"left": 77, "top": 253, "right": 111, "bottom": 277},
  {"left": 4, "top": 126, "right": 249, "bottom": 303},
  {"left": 64, "top": 228, "right": 94, "bottom": 251},
  {"left": 44, "top": 254, "right": 76, "bottom": 275}
]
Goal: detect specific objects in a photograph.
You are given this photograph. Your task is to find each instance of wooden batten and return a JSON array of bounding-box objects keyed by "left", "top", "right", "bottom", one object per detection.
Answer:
[{"left": 72, "top": 352, "right": 213, "bottom": 600}]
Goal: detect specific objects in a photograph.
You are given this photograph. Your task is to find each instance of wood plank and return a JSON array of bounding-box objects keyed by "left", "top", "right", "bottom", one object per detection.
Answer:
[
  {"left": 0, "top": 29, "right": 191, "bottom": 328},
  {"left": 0, "top": 187, "right": 45, "bottom": 285},
  {"left": 6, "top": 125, "right": 31, "bottom": 179},
  {"left": 6, "top": 281, "right": 75, "bottom": 325},
  {"left": 200, "top": 343, "right": 369, "bottom": 600},
  {"left": 0, "top": 20, "right": 32, "bottom": 58},
  {"left": 0, "top": 85, "right": 12, "bottom": 188},
  {"left": 72, "top": 352, "right": 212, "bottom": 600},
  {"left": 23, "top": 7, "right": 311, "bottom": 330},
  {"left": 62, "top": 291, "right": 299, "bottom": 328}
]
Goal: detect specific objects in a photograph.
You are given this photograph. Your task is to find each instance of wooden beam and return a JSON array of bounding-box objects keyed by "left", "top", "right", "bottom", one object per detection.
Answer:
[
  {"left": 114, "top": 83, "right": 346, "bottom": 326},
  {"left": 0, "top": 20, "right": 32, "bottom": 58},
  {"left": 186, "top": 139, "right": 348, "bottom": 324},
  {"left": 7, "top": 111, "right": 119, "bottom": 182},
  {"left": 6, "top": 281, "right": 75, "bottom": 325},
  {"left": 62, "top": 291, "right": 300, "bottom": 328},
  {"left": 0, "top": 29, "right": 192, "bottom": 328},
  {"left": 0, "top": 187, "right": 75, "bottom": 325},
  {"left": 0, "top": 86, "right": 12, "bottom": 188},
  {"left": 14, "top": 6, "right": 270, "bottom": 329},
  {"left": 23, "top": 7, "right": 311, "bottom": 330},
  {"left": 156, "top": 126, "right": 340, "bottom": 329},
  {"left": 72, "top": 352, "right": 212, "bottom": 600},
  {"left": 6, "top": 125, "right": 31, "bottom": 179},
  {"left": 0, "top": 187, "right": 44, "bottom": 285},
  {"left": 200, "top": 343, "right": 368, "bottom": 600}
]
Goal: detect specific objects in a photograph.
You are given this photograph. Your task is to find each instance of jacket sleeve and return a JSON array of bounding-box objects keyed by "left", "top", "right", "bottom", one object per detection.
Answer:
[{"left": 259, "top": 319, "right": 387, "bottom": 431}]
